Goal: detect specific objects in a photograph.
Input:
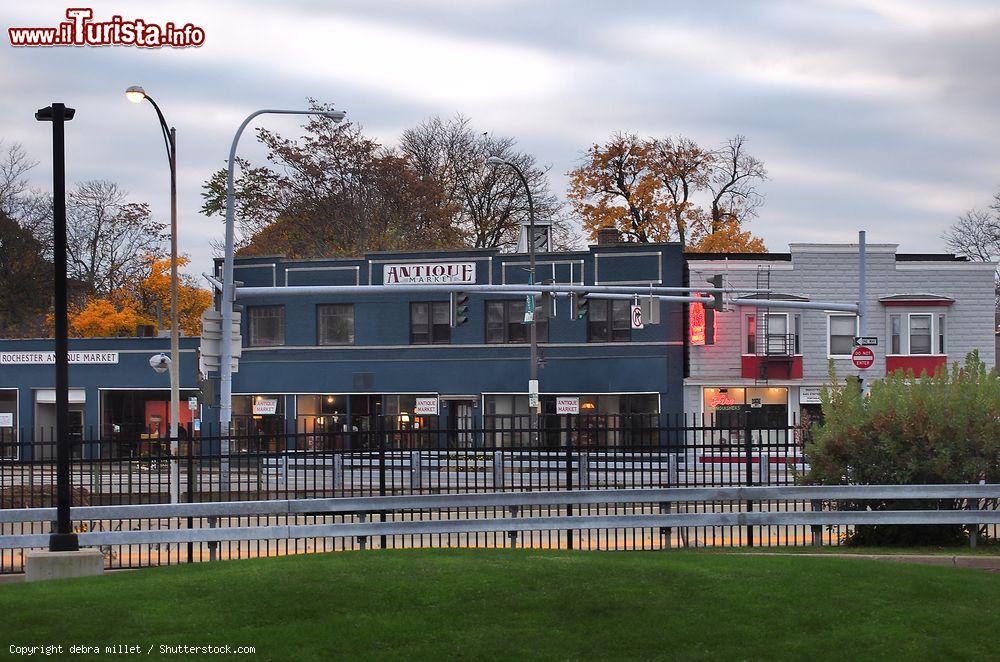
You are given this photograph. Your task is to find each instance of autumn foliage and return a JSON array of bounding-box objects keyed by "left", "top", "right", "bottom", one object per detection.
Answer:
[
  {"left": 67, "top": 256, "right": 211, "bottom": 338},
  {"left": 568, "top": 133, "right": 767, "bottom": 252}
]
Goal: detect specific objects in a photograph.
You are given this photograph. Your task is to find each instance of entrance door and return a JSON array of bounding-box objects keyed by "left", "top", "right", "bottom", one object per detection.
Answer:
[{"left": 447, "top": 400, "right": 475, "bottom": 447}]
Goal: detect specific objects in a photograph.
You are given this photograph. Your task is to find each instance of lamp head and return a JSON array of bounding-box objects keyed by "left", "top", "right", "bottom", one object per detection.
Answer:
[
  {"left": 125, "top": 85, "right": 147, "bottom": 104},
  {"left": 486, "top": 156, "right": 507, "bottom": 167},
  {"left": 322, "top": 110, "right": 347, "bottom": 123}
]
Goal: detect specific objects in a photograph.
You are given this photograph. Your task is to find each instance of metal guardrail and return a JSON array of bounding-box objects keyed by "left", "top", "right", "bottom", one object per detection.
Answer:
[{"left": 1, "top": 484, "right": 996, "bottom": 550}]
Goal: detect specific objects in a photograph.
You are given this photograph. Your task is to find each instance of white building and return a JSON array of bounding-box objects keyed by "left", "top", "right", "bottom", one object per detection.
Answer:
[{"left": 684, "top": 243, "right": 997, "bottom": 427}]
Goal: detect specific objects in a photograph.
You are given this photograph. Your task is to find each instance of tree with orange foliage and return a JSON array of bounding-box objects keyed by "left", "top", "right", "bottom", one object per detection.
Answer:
[
  {"left": 569, "top": 134, "right": 768, "bottom": 252},
  {"left": 67, "top": 256, "right": 211, "bottom": 338}
]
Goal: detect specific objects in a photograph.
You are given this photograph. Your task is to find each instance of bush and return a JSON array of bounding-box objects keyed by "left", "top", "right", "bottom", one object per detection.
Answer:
[{"left": 804, "top": 352, "right": 1000, "bottom": 546}]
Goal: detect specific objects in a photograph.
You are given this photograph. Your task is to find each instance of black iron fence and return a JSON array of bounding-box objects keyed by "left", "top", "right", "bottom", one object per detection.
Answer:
[{"left": 2, "top": 414, "right": 989, "bottom": 573}]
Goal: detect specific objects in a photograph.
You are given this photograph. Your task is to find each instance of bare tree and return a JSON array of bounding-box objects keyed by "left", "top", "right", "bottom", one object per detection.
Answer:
[
  {"left": 67, "top": 180, "right": 166, "bottom": 296},
  {"left": 0, "top": 140, "right": 52, "bottom": 251},
  {"left": 402, "top": 115, "right": 573, "bottom": 251},
  {"left": 709, "top": 135, "right": 768, "bottom": 233},
  {"left": 943, "top": 200, "right": 1000, "bottom": 307},
  {"left": 648, "top": 136, "right": 713, "bottom": 246}
]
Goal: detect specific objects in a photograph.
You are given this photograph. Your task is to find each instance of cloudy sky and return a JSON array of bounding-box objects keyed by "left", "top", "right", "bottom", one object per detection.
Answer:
[{"left": 2, "top": 0, "right": 998, "bottom": 275}]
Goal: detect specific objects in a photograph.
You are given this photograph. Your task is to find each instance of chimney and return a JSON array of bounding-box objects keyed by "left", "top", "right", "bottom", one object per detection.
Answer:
[{"left": 597, "top": 227, "right": 622, "bottom": 245}]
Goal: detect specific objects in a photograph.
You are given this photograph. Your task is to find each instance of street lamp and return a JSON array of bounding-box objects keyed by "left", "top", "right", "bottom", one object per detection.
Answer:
[
  {"left": 125, "top": 85, "right": 181, "bottom": 503},
  {"left": 218, "top": 108, "right": 346, "bottom": 454},
  {"left": 35, "top": 102, "right": 77, "bottom": 552},
  {"left": 486, "top": 155, "right": 540, "bottom": 443}
]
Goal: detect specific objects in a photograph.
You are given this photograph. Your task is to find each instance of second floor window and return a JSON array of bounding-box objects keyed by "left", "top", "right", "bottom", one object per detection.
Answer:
[
  {"left": 828, "top": 314, "right": 857, "bottom": 357},
  {"left": 485, "top": 300, "right": 549, "bottom": 344},
  {"left": 317, "top": 304, "right": 355, "bottom": 345},
  {"left": 588, "top": 299, "right": 631, "bottom": 342},
  {"left": 248, "top": 305, "right": 285, "bottom": 347},
  {"left": 410, "top": 301, "right": 451, "bottom": 344},
  {"left": 909, "top": 314, "right": 932, "bottom": 355}
]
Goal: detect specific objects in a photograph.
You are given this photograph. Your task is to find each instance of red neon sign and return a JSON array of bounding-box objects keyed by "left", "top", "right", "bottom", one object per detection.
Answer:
[{"left": 689, "top": 294, "right": 717, "bottom": 345}]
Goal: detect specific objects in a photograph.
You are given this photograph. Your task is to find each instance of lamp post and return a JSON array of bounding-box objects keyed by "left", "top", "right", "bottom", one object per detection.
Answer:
[
  {"left": 125, "top": 85, "right": 181, "bottom": 503},
  {"left": 218, "top": 109, "right": 346, "bottom": 447},
  {"left": 36, "top": 102, "right": 78, "bottom": 551},
  {"left": 486, "top": 156, "right": 539, "bottom": 443}
]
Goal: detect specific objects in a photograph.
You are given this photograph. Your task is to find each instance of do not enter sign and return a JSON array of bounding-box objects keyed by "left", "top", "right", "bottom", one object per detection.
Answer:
[{"left": 851, "top": 346, "right": 875, "bottom": 369}]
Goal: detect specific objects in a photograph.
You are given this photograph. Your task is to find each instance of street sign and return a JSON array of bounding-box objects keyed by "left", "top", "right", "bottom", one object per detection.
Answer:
[
  {"left": 854, "top": 336, "right": 878, "bottom": 347},
  {"left": 414, "top": 397, "right": 439, "bottom": 416},
  {"left": 187, "top": 397, "right": 198, "bottom": 412},
  {"left": 851, "top": 346, "right": 875, "bottom": 369},
  {"left": 630, "top": 305, "right": 644, "bottom": 329},
  {"left": 750, "top": 397, "right": 762, "bottom": 409},
  {"left": 555, "top": 397, "right": 579, "bottom": 415},
  {"left": 0, "top": 412, "right": 12, "bottom": 428}
]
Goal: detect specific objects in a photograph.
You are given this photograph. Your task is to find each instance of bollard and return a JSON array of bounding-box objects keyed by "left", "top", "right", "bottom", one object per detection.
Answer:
[
  {"left": 659, "top": 502, "right": 672, "bottom": 550},
  {"left": 410, "top": 451, "right": 422, "bottom": 490},
  {"left": 969, "top": 489, "right": 981, "bottom": 549},
  {"left": 577, "top": 452, "right": 589, "bottom": 489},
  {"left": 207, "top": 516, "right": 218, "bottom": 561},
  {"left": 810, "top": 499, "right": 823, "bottom": 547},
  {"left": 357, "top": 513, "right": 368, "bottom": 550},
  {"left": 279, "top": 453, "right": 288, "bottom": 487},
  {"left": 758, "top": 455, "right": 770, "bottom": 485},
  {"left": 667, "top": 453, "right": 679, "bottom": 487},
  {"left": 507, "top": 505, "right": 519, "bottom": 546},
  {"left": 493, "top": 451, "right": 504, "bottom": 490},
  {"left": 333, "top": 454, "right": 344, "bottom": 492}
]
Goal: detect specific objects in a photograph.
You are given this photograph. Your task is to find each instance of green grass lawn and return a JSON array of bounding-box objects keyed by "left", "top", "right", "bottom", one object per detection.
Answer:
[{"left": 3, "top": 550, "right": 999, "bottom": 661}]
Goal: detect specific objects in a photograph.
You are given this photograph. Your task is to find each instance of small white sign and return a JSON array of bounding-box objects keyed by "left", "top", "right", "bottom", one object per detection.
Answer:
[
  {"left": 750, "top": 397, "right": 763, "bottom": 409},
  {"left": 0, "top": 412, "right": 13, "bottom": 428},
  {"left": 0, "top": 351, "right": 119, "bottom": 365},
  {"left": 528, "top": 379, "right": 539, "bottom": 396},
  {"left": 414, "top": 397, "right": 439, "bottom": 416},
  {"left": 193, "top": 419, "right": 201, "bottom": 432},
  {"left": 630, "top": 305, "right": 644, "bottom": 330},
  {"left": 555, "top": 397, "right": 580, "bottom": 415},
  {"left": 188, "top": 397, "right": 199, "bottom": 412},
  {"left": 252, "top": 398, "right": 278, "bottom": 415},
  {"left": 383, "top": 262, "right": 476, "bottom": 285},
  {"left": 528, "top": 393, "right": 539, "bottom": 408},
  {"left": 799, "top": 387, "right": 823, "bottom": 405}
]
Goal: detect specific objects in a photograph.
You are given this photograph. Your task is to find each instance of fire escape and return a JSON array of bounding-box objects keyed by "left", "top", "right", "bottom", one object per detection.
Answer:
[{"left": 753, "top": 265, "right": 795, "bottom": 383}]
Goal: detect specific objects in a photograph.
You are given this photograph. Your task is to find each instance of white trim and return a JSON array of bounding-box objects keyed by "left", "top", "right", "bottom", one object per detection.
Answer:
[
  {"left": 501, "top": 259, "right": 585, "bottom": 286},
  {"left": 687, "top": 261, "right": 795, "bottom": 271},
  {"left": 242, "top": 341, "right": 685, "bottom": 351},
  {"left": 896, "top": 262, "right": 998, "bottom": 271},
  {"left": 233, "top": 262, "right": 277, "bottom": 287},
  {"left": 789, "top": 243, "right": 898, "bottom": 253},
  {"left": 284, "top": 265, "right": 361, "bottom": 287},
  {"left": 826, "top": 312, "right": 859, "bottom": 359},
  {"left": 594, "top": 251, "right": 663, "bottom": 285}
]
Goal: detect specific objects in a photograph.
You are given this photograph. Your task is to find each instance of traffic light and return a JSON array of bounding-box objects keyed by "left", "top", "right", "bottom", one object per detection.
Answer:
[
  {"left": 706, "top": 274, "right": 725, "bottom": 311},
  {"left": 450, "top": 291, "right": 469, "bottom": 327},
  {"left": 534, "top": 292, "right": 553, "bottom": 321},
  {"left": 572, "top": 292, "right": 589, "bottom": 319},
  {"left": 198, "top": 308, "right": 241, "bottom": 375}
]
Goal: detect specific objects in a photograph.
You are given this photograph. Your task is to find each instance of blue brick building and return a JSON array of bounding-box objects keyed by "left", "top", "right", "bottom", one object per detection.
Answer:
[{"left": 0, "top": 240, "right": 685, "bottom": 457}]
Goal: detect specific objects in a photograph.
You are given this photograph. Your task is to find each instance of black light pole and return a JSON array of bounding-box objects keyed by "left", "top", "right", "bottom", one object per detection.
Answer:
[{"left": 36, "top": 102, "right": 78, "bottom": 552}]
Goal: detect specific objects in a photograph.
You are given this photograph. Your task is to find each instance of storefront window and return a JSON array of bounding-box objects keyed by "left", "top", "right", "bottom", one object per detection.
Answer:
[
  {"left": 233, "top": 394, "right": 286, "bottom": 452},
  {"left": 0, "top": 390, "right": 16, "bottom": 457},
  {"left": 701, "top": 387, "right": 789, "bottom": 445}
]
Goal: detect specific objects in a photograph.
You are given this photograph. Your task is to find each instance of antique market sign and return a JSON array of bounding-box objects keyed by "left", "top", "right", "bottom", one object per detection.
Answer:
[
  {"left": 383, "top": 262, "right": 476, "bottom": 285},
  {"left": 0, "top": 351, "right": 119, "bottom": 365}
]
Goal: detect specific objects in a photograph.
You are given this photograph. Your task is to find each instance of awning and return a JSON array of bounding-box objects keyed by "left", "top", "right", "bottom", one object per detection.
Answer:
[{"left": 35, "top": 388, "right": 86, "bottom": 404}]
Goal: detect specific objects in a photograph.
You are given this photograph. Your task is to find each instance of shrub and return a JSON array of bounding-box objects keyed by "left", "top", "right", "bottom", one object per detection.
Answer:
[{"left": 804, "top": 352, "right": 1000, "bottom": 546}]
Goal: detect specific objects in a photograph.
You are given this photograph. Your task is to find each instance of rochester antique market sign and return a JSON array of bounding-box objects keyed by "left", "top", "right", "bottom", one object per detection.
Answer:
[
  {"left": 0, "top": 351, "right": 119, "bottom": 365},
  {"left": 383, "top": 262, "right": 476, "bottom": 285}
]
